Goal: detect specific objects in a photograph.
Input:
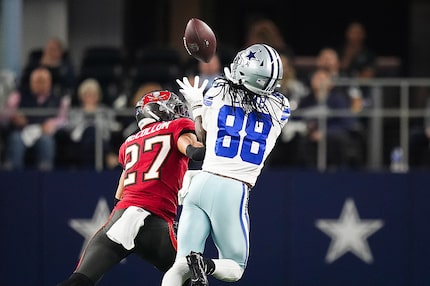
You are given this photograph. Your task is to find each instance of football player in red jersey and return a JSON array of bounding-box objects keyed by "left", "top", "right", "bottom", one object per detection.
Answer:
[{"left": 58, "top": 90, "right": 205, "bottom": 286}]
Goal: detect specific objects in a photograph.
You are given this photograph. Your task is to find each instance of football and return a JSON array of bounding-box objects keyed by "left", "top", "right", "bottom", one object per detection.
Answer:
[{"left": 183, "top": 18, "right": 217, "bottom": 63}]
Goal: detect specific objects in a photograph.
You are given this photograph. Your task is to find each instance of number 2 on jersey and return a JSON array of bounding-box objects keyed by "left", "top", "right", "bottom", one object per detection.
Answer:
[
  {"left": 123, "top": 134, "right": 171, "bottom": 186},
  {"left": 215, "top": 105, "right": 271, "bottom": 165}
]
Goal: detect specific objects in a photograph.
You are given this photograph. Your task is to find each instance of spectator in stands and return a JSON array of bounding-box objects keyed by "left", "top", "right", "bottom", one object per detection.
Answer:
[
  {"left": 109, "top": 82, "right": 165, "bottom": 170},
  {"left": 20, "top": 37, "right": 76, "bottom": 97},
  {"left": 185, "top": 53, "right": 222, "bottom": 93},
  {"left": 267, "top": 52, "right": 308, "bottom": 167},
  {"left": 338, "top": 21, "right": 377, "bottom": 79},
  {"left": 0, "top": 70, "right": 18, "bottom": 165},
  {"left": 297, "top": 69, "right": 362, "bottom": 169},
  {"left": 122, "top": 82, "right": 164, "bottom": 140},
  {"left": 316, "top": 47, "right": 345, "bottom": 78},
  {"left": 4, "top": 67, "right": 69, "bottom": 171},
  {"left": 244, "top": 18, "right": 294, "bottom": 59},
  {"left": 62, "top": 78, "right": 121, "bottom": 169},
  {"left": 316, "top": 47, "right": 364, "bottom": 113},
  {"left": 315, "top": 47, "right": 367, "bottom": 167},
  {"left": 196, "top": 53, "right": 222, "bottom": 90},
  {"left": 278, "top": 52, "right": 308, "bottom": 111},
  {"left": 409, "top": 96, "right": 430, "bottom": 169}
]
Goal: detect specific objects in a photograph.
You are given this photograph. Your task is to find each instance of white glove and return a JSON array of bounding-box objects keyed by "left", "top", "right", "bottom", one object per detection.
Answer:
[{"left": 176, "top": 76, "right": 208, "bottom": 118}]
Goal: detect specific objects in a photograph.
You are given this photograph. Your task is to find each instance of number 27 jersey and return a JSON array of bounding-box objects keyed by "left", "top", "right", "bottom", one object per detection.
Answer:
[
  {"left": 201, "top": 87, "right": 290, "bottom": 187},
  {"left": 116, "top": 118, "right": 195, "bottom": 223}
]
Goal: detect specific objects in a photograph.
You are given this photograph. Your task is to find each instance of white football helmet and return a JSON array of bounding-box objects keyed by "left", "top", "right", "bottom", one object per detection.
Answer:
[{"left": 225, "top": 43, "right": 283, "bottom": 96}]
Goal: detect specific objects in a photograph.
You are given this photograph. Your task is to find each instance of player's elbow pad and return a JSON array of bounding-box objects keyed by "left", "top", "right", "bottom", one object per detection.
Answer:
[{"left": 186, "top": 145, "right": 206, "bottom": 161}]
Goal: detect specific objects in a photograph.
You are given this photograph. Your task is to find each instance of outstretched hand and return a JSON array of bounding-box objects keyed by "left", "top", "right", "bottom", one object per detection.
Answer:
[{"left": 176, "top": 76, "right": 208, "bottom": 108}]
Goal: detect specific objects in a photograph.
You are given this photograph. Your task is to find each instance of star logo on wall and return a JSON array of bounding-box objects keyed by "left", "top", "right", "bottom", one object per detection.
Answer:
[
  {"left": 69, "top": 197, "right": 111, "bottom": 255},
  {"left": 315, "top": 198, "right": 384, "bottom": 264}
]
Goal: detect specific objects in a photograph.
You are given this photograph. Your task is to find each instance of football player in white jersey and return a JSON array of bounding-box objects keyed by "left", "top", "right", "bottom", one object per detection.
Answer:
[{"left": 162, "top": 44, "right": 291, "bottom": 286}]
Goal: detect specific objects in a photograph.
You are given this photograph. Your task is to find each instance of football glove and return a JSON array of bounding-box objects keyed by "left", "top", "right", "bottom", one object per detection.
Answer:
[{"left": 176, "top": 76, "right": 208, "bottom": 118}]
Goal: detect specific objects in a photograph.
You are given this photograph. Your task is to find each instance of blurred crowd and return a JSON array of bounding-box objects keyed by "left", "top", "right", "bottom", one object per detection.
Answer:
[{"left": 0, "top": 19, "right": 429, "bottom": 172}]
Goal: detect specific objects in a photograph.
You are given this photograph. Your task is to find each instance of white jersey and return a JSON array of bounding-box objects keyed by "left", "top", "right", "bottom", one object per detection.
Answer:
[{"left": 201, "top": 85, "right": 290, "bottom": 187}]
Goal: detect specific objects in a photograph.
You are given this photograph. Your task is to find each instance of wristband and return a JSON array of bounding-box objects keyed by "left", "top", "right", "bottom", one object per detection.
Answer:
[
  {"left": 186, "top": 145, "right": 206, "bottom": 161},
  {"left": 192, "top": 106, "right": 203, "bottom": 118}
]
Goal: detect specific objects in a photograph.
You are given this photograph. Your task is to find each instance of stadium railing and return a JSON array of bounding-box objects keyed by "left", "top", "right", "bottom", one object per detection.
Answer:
[{"left": 11, "top": 77, "right": 430, "bottom": 171}]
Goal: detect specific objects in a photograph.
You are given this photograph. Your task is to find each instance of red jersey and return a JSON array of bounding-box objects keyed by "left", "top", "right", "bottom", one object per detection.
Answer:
[{"left": 115, "top": 117, "right": 195, "bottom": 223}]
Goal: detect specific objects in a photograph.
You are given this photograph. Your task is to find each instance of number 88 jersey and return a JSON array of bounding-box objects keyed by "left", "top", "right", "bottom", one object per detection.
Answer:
[{"left": 201, "top": 87, "right": 290, "bottom": 187}]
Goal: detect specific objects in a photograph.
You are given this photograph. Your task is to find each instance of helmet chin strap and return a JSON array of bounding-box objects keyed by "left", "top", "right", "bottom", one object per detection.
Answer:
[{"left": 138, "top": 118, "right": 157, "bottom": 129}]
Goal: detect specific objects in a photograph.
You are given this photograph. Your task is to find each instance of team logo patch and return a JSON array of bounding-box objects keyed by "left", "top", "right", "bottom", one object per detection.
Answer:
[{"left": 143, "top": 91, "right": 171, "bottom": 105}]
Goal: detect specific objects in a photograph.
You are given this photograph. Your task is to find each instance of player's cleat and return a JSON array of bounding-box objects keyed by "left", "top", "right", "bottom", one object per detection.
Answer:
[{"left": 186, "top": 251, "right": 209, "bottom": 286}]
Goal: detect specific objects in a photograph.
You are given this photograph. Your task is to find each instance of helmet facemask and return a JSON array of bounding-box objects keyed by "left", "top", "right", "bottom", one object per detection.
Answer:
[{"left": 135, "top": 91, "right": 189, "bottom": 128}]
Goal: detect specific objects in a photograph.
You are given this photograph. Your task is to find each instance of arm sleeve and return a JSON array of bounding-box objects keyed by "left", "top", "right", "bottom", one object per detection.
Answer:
[{"left": 186, "top": 145, "right": 206, "bottom": 161}]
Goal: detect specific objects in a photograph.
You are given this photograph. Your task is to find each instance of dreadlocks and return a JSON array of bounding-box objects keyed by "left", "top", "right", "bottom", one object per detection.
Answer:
[{"left": 211, "top": 77, "right": 287, "bottom": 125}]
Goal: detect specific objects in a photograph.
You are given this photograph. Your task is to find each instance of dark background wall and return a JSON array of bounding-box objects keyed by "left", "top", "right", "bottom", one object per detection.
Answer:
[
  {"left": 1, "top": 170, "right": 430, "bottom": 286},
  {"left": 9, "top": 0, "right": 430, "bottom": 77},
  {"left": 125, "top": 0, "right": 412, "bottom": 73}
]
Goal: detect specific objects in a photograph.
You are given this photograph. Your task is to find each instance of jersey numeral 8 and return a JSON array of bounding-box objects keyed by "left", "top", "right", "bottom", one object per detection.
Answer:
[{"left": 215, "top": 105, "right": 271, "bottom": 165}]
